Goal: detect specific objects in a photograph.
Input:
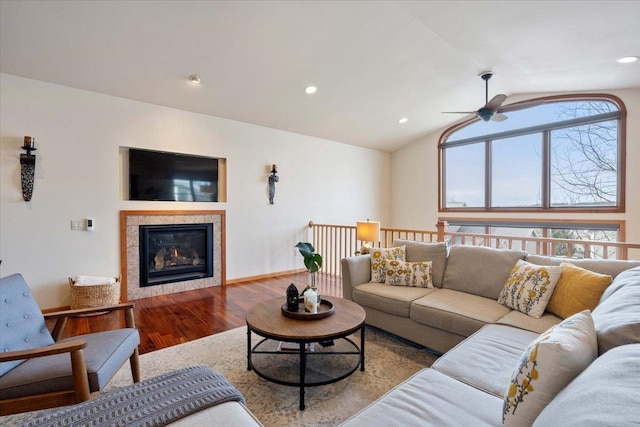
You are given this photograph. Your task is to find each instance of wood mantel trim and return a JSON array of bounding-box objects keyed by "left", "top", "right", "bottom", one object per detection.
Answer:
[{"left": 119, "top": 210, "right": 226, "bottom": 302}]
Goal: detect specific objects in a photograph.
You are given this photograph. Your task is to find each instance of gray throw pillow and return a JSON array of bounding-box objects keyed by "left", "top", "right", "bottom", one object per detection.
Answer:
[
  {"left": 442, "top": 245, "right": 526, "bottom": 300},
  {"left": 592, "top": 266, "right": 640, "bottom": 354},
  {"left": 393, "top": 239, "right": 447, "bottom": 288},
  {"left": 532, "top": 343, "right": 640, "bottom": 427}
]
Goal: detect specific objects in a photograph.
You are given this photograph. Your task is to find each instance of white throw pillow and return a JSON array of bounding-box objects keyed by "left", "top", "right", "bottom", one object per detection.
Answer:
[
  {"left": 385, "top": 260, "right": 433, "bottom": 288},
  {"left": 502, "top": 310, "right": 597, "bottom": 427},
  {"left": 370, "top": 246, "right": 406, "bottom": 283},
  {"left": 498, "top": 260, "right": 562, "bottom": 318}
]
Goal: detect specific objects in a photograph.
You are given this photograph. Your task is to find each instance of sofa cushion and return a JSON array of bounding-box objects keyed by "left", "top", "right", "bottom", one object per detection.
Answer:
[
  {"left": 496, "top": 311, "right": 562, "bottom": 334},
  {"left": 532, "top": 343, "right": 640, "bottom": 427},
  {"left": 498, "top": 260, "right": 562, "bottom": 318},
  {"left": 432, "top": 324, "right": 538, "bottom": 398},
  {"left": 592, "top": 266, "right": 640, "bottom": 354},
  {"left": 352, "top": 283, "right": 436, "bottom": 317},
  {"left": 442, "top": 245, "right": 526, "bottom": 300},
  {"left": 0, "top": 328, "right": 140, "bottom": 399},
  {"left": 385, "top": 261, "right": 433, "bottom": 288},
  {"left": 503, "top": 310, "right": 597, "bottom": 427},
  {"left": 340, "top": 368, "right": 503, "bottom": 427},
  {"left": 524, "top": 254, "right": 640, "bottom": 278},
  {"left": 546, "top": 261, "right": 612, "bottom": 319},
  {"left": 411, "top": 289, "right": 511, "bottom": 337},
  {"left": 393, "top": 240, "right": 448, "bottom": 288},
  {"left": 370, "top": 246, "right": 406, "bottom": 283}
]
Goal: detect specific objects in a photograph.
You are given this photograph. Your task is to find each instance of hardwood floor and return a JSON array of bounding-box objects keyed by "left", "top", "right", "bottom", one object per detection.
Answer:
[{"left": 53, "top": 272, "right": 342, "bottom": 354}]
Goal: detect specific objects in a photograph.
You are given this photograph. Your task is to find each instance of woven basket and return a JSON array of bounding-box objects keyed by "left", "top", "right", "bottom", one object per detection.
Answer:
[{"left": 69, "top": 276, "right": 121, "bottom": 316}]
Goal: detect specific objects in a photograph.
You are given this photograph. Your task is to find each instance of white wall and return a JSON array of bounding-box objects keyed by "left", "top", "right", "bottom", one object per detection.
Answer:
[
  {"left": 391, "top": 89, "right": 640, "bottom": 248},
  {"left": 0, "top": 74, "right": 390, "bottom": 308}
]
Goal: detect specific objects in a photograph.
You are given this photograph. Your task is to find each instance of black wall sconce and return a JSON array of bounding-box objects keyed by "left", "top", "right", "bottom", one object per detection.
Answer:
[
  {"left": 20, "top": 136, "right": 36, "bottom": 202},
  {"left": 268, "top": 164, "right": 279, "bottom": 205}
]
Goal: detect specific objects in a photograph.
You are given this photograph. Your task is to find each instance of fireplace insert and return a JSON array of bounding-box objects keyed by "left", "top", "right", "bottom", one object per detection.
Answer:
[{"left": 139, "top": 223, "right": 213, "bottom": 287}]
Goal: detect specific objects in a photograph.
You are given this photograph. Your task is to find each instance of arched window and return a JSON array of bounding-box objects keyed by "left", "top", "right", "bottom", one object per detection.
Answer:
[{"left": 439, "top": 94, "right": 625, "bottom": 212}]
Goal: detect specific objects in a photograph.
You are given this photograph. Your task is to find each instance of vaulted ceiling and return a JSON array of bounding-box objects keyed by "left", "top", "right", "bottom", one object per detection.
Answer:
[{"left": 1, "top": 1, "right": 639, "bottom": 152}]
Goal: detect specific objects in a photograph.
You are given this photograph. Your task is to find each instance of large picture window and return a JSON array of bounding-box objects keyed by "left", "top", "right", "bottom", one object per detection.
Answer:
[{"left": 439, "top": 95, "right": 625, "bottom": 212}]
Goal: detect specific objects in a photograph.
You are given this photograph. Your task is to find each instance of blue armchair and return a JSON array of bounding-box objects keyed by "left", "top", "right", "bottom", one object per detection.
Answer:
[{"left": 0, "top": 273, "right": 140, "bottom": 415}]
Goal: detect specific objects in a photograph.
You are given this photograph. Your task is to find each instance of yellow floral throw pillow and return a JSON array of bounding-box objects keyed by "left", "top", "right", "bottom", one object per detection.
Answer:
[
  {"left": 370, "top": 246, "right": 406, "bottom": 283},
  {"left": 546, "top": 261, "right": 613, "bottom": 319},
  {"left": 503, "top": 310, "right": 597, "bottom": 427},
  {"left": 498, "top": 260, "right": 563, "bottom": 318},
  {"left": 385, "top": 260, "right": 433, "bottom": 288}
]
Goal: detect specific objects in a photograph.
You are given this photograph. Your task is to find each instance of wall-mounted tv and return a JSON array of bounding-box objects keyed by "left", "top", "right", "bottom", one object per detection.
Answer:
[{"left": 128, "top": 148, "right": 220, "bottom": 202}]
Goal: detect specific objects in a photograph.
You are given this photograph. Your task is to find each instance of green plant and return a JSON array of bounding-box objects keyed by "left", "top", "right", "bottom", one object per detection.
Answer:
[
  {"left": 295, "top": 242, "right": 322, "bottom": 292},
  {"left": 295, "top": 242, "right": 322, "bottom": 273}
]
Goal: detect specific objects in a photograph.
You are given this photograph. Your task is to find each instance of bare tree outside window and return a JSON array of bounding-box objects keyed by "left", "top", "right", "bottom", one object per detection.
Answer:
[{"left": 550, "top": 102, "right": 618, "bottom": 207}]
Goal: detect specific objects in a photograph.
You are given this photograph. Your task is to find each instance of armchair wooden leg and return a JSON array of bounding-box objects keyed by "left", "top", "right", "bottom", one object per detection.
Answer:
[
  {"left": 130, "top": 348, "right": 141, "bottom": 383},
  {"left": 70, "top": 349, "right": 90, "bottom": 403}
]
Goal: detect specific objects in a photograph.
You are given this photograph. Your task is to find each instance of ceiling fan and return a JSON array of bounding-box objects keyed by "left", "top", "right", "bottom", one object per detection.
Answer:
[{"left": 443, "top": 72, "right": 543, "bottom": 122}]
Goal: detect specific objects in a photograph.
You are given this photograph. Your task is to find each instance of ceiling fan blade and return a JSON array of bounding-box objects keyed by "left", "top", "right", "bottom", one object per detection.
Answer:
[
  {"left": 492, "top": 113, "right": 508, "bottom": 122},
  {"left": 499, "top": 99, "right": 546, "bottom": 113},
  {"left": 442, "top": 111, "right": 476, "bottom": 114},
  {"left": 485, "top": 94, "right": 507, "bottom": 110}
]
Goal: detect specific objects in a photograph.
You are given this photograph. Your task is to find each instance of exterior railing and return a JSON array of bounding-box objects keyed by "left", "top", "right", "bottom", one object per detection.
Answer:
[{"left": 308, "top": 221, "right": 640, "bottom": 277}]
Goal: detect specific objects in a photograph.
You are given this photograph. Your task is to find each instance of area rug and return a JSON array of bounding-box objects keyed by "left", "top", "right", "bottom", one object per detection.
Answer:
[{"left": 0, "top": 326, "right": 438, "bottom": 427}]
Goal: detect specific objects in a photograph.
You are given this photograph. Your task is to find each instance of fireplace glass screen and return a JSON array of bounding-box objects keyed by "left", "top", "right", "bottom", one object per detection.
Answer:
[{"left": 139, "top": 223, "right": 213, "bottom": 287}]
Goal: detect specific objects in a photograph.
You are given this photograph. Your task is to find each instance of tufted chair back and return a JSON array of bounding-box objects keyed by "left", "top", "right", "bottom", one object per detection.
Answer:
[{"left": 0, "top": 274, "right": 55, "bottom": 376}]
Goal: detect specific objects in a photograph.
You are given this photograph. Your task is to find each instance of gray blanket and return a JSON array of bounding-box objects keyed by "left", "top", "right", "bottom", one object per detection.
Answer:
[{"left": 24, "top": 366, "right": 246, "bottom": 427}]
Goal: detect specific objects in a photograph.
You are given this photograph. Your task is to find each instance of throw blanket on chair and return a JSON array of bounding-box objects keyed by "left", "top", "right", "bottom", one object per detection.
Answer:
[{"left": 24, "top": 366, "right": 246, "bottom": 427}]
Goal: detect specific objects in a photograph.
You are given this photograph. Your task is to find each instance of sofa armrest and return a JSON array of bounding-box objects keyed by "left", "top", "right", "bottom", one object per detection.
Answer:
[{"left": 341, "top": 255, "right": 372, "bottom": 301}]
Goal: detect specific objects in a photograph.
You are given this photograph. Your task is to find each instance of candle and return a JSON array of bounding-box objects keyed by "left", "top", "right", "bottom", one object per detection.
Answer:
[
  {"left": 272, "top": 164, "right": 277, "bottom": 172},
  {"left": 304, "top": 289, "right": 318, "bottom": 314},
  {"left": 23, "top": 136, "right": 35, "bottom": 149}
]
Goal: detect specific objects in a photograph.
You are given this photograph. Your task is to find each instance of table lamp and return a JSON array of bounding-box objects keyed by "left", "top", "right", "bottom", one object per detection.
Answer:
[{"left": 356, "top": 219, "right": 380, "bottom": 254}]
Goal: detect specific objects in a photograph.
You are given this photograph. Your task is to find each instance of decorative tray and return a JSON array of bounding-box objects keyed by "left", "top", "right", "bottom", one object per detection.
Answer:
[{"left": 281, "top": 298, "right": 335, "bottom": 320}]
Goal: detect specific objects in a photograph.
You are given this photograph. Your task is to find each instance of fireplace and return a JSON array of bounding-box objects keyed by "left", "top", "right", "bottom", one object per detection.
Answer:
[
  {"left": 139, "top": 223, "right": 214, "bottom": 287},
  {"left": 121, "top": 210, "right": 224, "bottom": 300}
]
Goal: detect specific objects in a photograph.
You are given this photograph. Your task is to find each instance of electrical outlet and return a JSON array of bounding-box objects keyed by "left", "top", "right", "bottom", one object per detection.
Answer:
[{"left": 71, "top": 220, "right": 83, "bottom": 230}]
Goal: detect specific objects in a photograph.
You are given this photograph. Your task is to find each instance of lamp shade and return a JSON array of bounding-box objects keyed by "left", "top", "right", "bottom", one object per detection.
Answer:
[{"left": 356, "top": 220, "right": 380, "bottom": 243}]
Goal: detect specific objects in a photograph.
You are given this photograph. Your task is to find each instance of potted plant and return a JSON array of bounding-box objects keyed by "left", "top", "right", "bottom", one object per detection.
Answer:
[{"left": 295, "top": 242, "right": 322, "bottom": 292}]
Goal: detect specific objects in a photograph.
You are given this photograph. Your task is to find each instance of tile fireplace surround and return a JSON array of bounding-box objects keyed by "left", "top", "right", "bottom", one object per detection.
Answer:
[{"left": 120, "top": 210, "right": 225, "bottom": 301}]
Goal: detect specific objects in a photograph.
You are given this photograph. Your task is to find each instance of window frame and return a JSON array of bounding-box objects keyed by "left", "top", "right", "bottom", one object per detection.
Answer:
[{"left": 438, "top": 94, "right": 626, "bottom": 213}]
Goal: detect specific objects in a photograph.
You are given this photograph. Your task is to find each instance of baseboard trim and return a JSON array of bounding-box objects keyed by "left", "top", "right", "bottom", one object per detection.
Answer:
[{"left": 226, "top": 268, "right": 306, "bottom": 285}]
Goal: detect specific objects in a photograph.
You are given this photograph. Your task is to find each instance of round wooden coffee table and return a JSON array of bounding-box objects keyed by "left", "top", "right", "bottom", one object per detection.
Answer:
[{"left": 246, "top": 296, "right": 366, "bottom": 410}]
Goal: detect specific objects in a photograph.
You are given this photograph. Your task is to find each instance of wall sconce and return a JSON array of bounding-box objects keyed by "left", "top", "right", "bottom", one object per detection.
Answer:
[
  {"left": 356, "top": 219, "right": 381, "bottom": 254},
  {"left": 268, "top": 164, "right": 279, "bottom": 205},
  {"left": 20, "top": 136, "right": 36, "bottom": 202}
]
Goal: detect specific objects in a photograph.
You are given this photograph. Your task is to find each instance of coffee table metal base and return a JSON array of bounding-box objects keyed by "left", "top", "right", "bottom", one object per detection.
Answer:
[{"left": 247, "top": 325, "right": 365, "bottom": 410}]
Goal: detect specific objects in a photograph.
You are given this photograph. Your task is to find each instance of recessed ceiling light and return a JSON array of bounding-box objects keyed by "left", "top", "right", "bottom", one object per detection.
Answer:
[
  {"left": 305, "top": 85, "right": 317, "bottom": 94},
  {"left": 188, "top": 74, "right": 202, "bottom": 85},
  {"left": 398, "top": 117, "right": 408, "bottom": 124},
  {"left": 616, "top": 56, "right": 639, "bottom": 64}
]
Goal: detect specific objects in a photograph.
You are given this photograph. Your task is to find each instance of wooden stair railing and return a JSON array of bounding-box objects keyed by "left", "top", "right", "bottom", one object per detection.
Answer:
[{"left": 308, "top": 220, "right": 640, "bottom": 278}]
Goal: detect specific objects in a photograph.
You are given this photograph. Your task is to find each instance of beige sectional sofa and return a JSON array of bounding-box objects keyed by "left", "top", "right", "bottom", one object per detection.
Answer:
[
  {"left": 341, "top": 240, "right": 639, "bottom": 353},
  {"left": 340, "top": 240, "right": 640, "bottom": 426}
]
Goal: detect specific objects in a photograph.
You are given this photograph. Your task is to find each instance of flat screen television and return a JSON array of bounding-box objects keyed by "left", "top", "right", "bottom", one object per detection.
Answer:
[{"left": 128, "top": 148, "right": 219, "bottom": 202}]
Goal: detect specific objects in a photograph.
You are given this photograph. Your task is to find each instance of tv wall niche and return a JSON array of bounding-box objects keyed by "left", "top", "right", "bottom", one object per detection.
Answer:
[{"left": 124, "top": 148, "right": 227, "bottom": 202}]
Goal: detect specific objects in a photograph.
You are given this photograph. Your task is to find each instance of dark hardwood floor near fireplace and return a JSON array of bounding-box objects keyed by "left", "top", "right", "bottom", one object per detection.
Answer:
[{"left": 52, "top": 272, "right": 342, "bottom": 354}]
